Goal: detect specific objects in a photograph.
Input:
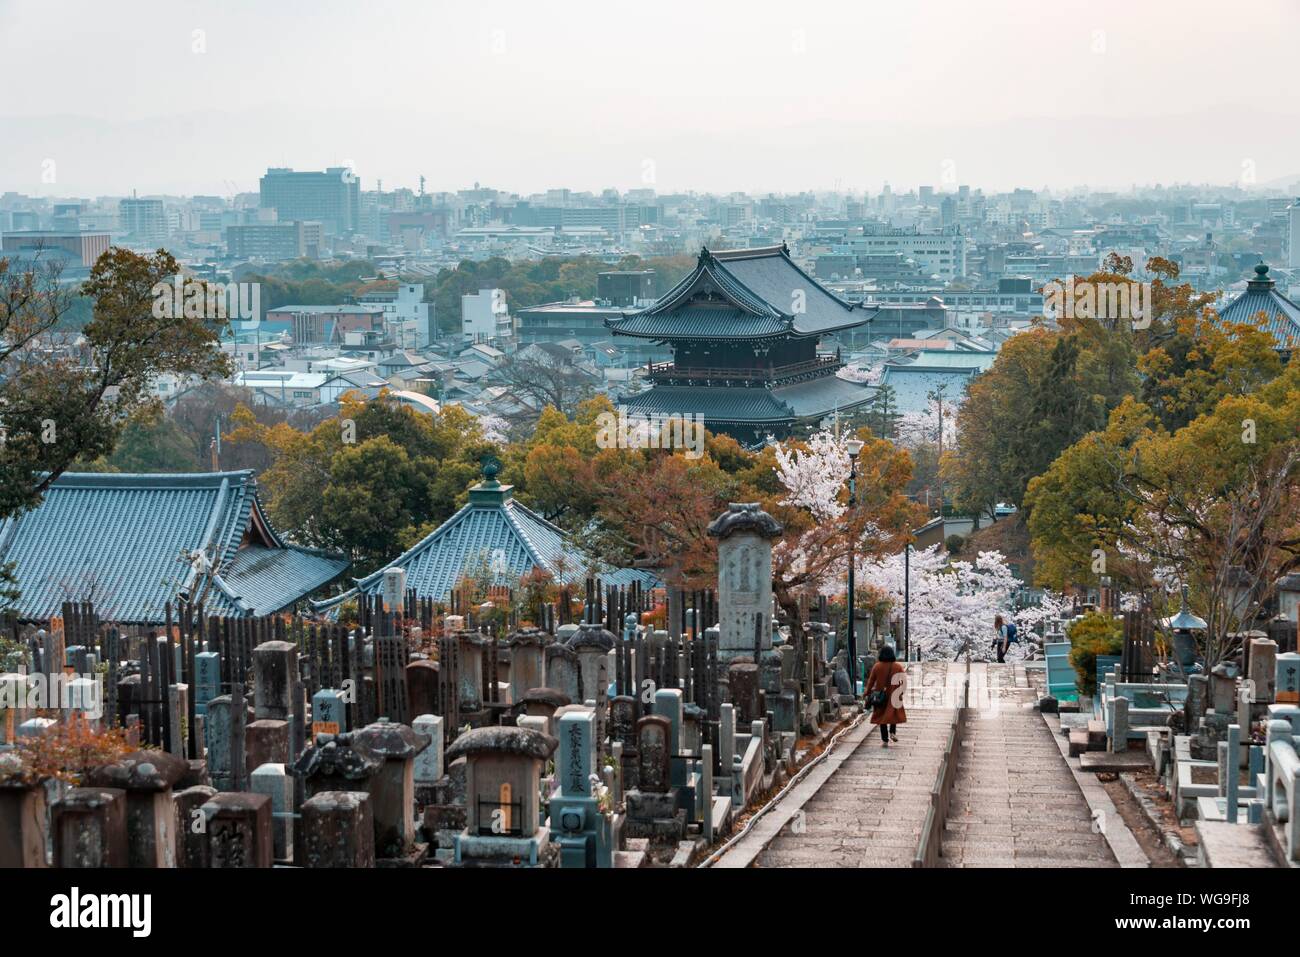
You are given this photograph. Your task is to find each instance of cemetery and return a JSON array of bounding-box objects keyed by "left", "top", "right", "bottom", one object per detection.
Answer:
[
  {"left": 1, "top": 501, "right": 1298, "bottom": 875},
  {"left": 0, "top": 500, "right": 888, "bottom": 870},
  {"left": 3, "top": 499, "right": 1299, "bottom": 874},
  {"left": 0, "top": 463, "right": 1296, "bottom": 875},
  {"left": 1028, "top": 589, "right": 1300, "bottom": 869}
]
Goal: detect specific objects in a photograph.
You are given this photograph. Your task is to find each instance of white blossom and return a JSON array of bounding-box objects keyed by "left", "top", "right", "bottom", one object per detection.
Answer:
[
  {"left": 773, "top": 429, "right": 851, "bottom": 522},
  {"left": 855, "top": 545, "right": 1027, "bottom": 660}
]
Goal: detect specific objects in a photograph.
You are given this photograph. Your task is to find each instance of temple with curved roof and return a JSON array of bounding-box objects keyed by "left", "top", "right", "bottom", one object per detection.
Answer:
[
  {"left": 1217, "top": 262, "right": 1300, "bottom": 358},
  {"left": 606, "top": 244, "right": 877, "bottom": 443},
  {"left": 313, "top": 464, "right": 582, "bottom": 611},
  {"left": 0, "top": 470, "right": 349, "bottom": 623}
]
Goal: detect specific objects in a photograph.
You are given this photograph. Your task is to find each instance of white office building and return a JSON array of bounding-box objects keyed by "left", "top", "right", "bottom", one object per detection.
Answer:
[
  {"left": 461, "top": 288, "right": 514, "bottom": 343},
  {"left": 359, "top": 282, "right": 433, "bottom": 349},
  {"left": 842, "top": 227, "right": 966, "bottom": 281}
]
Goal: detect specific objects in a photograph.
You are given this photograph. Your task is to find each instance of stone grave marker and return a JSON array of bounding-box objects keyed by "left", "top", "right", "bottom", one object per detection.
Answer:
[
  {"left": 708, "top": 503, "right": 782, "bottom": 662},
  {"left": 202, "top": 792, "right": 273, "bottom": 868},
  {"left": 51, "top": 787, "right": 129, "bottom": 868},
  {"left": 301, "top": 791, "right": 375, "bottom": 868}
]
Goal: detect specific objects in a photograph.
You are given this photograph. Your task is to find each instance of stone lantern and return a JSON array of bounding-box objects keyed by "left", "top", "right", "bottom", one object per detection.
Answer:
[
  {"left": 1167, "top": 585, "right": 1207, "bottom": 673},
  {"left": 446, "top": 725, "right": 557, "bottom": 867}
]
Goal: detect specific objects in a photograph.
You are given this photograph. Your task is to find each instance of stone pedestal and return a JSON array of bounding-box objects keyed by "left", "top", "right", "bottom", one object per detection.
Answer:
[
  {"left": 202, "top": 792, "right": 273, "bottom": 868},
  {"left": 246, "top": 719, "right": 290, "bottom": 776},
  {"left": 406, "top": 660, "right": 439, "bottom": 718},
  {"left": 86, "top": 750, "right": 188, "bottom": 868},
  {"left": 52, "top": 787, "right": 129, "bottom": 868},
  {"left": 1248, "top": 638, "right": 1278, "bottom": 703},
  {"left": 174, "top": 785, "right": 217, "bottom": 868},
  {"left": 250, "top": 763, "right": 293, "bottom": 862},
  {"left": 413, "top": 714, "right": 445, "bottom": 786},
  {"left": 352, "top": 721, "right": 430, "bottom": 860},
  {"left": 301, "top": 791, "right": 375, "bottom": 867},
  {"left": 507, "top": 629, "right": 547, "bottom": 705},
  {"left": 446, "top": 725, "right": 558, "bottom": 867},
  {"left": 0, "top": 782, "right": 46, "bottom": 867},
  {"left": 194, "top": 651, "right": 221, "bottom": 716},
  {"left": 253, "top": 640, "right": 298, "bottom": 721}
]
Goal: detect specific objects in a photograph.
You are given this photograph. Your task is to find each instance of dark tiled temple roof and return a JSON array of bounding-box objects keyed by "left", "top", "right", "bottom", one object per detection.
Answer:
[
  {"left": 1217, "top": 263, "right": 1300, "bottom": 350},
  {"left": 619, "top": 374, "right": 874, "bottom": 425},
  {"left": 607, "top": 244, "right": 873, "bottom": 341},
  {"left": 0, "top": 471, "right": 349, "bottom": 623}
]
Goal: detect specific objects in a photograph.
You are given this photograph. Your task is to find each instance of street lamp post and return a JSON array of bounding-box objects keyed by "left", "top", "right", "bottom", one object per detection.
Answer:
[
  {"left": 846, "top": 438, "right": 864, "bottom": 694},
  {"left": 904, "top": 543, "right": 911, "bottom": 661}
]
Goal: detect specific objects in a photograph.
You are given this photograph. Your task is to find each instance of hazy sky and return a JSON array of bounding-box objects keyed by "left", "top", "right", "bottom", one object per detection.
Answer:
[{"left": 3, "top": 0, "right": 1299, "bottom": 199}]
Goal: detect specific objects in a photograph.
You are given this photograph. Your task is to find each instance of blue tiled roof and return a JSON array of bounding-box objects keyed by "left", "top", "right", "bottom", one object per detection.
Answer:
[
  {"left": 321, "top": 480, "right": 582, "bottom": 606},
  {"left": 0, "top": 471, "right": 349, "bottom": 623},
  {"left": 773, "top": 375, "right": 875, "bottom": 418},
  {"left": 216, "top": 545, "right": 353, "bottom": 617},
  {"left": 595, "top": 567, "right": 664, "bottom": 591},
  {"left": 605, "top": 305, "right": 790, "bottom": 340},
  {"left": 1217, "top": 264, "right": 1300, "bottom": 349},
  {"left": 608, "top": 245, "right": 873, "bottom": 341},
  {"left": 881, "top": 366, "right": 977, "bottom": 414}
]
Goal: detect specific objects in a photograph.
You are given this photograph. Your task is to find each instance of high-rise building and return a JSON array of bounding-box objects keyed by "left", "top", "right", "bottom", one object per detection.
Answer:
[
  {"left": 119, "top": 198, "right": 168, "bottom": 245},
  {"left": 1288, "top": 198, "right": 1300, "bottom": 270},
  {"left": 259, "top": 167, "right": 360, "bottom": 236}
]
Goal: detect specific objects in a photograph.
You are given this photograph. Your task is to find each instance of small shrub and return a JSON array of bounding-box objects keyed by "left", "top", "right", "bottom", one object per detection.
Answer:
[
  {"left": 10, "top": 719, "right": 132, "bottom": 786},
  {"left": 944, "top": 534, "right": 965, "bottom": 555},
  {"left": 1067, "top": 611, "right": 1123, "bottom": 695}
]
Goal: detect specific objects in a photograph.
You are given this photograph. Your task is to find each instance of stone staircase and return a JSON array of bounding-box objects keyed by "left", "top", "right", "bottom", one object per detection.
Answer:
[
  {"left": 942, "top": 663, "right": 1117, "bottom": 867},
  {"left": 757, "top": 663, "right": 957, "bottom": 868}
]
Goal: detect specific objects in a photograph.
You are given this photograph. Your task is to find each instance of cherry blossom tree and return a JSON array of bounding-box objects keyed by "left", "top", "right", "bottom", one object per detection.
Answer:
[
  {"left": 894, "top": 407, "right": 957, "bottom": 450},
  {"left": 857, "top": 545, "right": 1025, "bottom": 660},
  {"left": 1012, "top": 589, "right": 1071, "bottom": 640},
  {"left": 767, "top": 429, "right": 923, "bottom": 621},
  {"left": 477, "top": 413, "right": 511, "bottom": 445},
  {"left": 773, "top": 429, "right": 852, "bottom": 521}
]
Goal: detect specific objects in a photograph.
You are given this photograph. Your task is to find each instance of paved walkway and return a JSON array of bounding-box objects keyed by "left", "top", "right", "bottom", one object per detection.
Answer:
[
  {"left": 746, "top": 661, "right": 1123, "bottom": 868},
  {"left": 756, "top": 662, "right": 955, "bottom": 868},
  {"left": 942, "top": 663, "right": 1117, "bottom": 867}
]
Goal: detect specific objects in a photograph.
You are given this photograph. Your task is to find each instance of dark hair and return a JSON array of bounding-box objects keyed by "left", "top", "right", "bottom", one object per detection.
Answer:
[
  {"left": 994, "top": 614, "right": 1004, "bottom": 627},
  {"left": 879, "top": 644, "right": 897, "bottom": 663}
]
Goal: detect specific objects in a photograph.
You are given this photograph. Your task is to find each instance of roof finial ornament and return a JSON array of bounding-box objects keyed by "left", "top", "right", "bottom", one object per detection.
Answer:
[
  {"left": 1247, "top": 261, "right": 1275, "bottom": 289},
  {"left": 480, "top": 455, "right": 501, "bottom": 485},
  {"left": 698, "top": 245, "right": 712, "bottom": 265}
]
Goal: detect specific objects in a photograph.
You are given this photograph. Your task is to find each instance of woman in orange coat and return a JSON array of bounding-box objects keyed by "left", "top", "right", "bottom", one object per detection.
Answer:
[{"left": 865, "top": 644, "right": 907, "bottom": 746}]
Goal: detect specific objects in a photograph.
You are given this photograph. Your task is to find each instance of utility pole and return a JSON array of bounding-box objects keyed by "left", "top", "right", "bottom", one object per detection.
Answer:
[
  {"left": 846, "top": 438, "right": 864, "bottom": 692},
  {"left": 210, "top": 417, "right": 222, "bottom": 472},
  {"left": 927, "top": 382, "right": 949, "bottom": 516}
]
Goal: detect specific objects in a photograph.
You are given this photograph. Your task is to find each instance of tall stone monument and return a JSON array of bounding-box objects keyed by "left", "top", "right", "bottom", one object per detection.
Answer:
[{"left": 708, "top": 503, "right": 783, "bottom": 663}]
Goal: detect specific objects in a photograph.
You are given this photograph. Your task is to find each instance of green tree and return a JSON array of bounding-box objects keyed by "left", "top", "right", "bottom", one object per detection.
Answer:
[{"left": 0, "top": 247, "right": 230, "bottom": 521}]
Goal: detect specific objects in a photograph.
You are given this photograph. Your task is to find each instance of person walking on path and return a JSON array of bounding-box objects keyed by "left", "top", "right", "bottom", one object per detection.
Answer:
[
  {"left": 993, "top": 614, "right": 1010, "bottom": 663},
  {"left": 865, "top": 644, "right": 907, "bottom": 746}
]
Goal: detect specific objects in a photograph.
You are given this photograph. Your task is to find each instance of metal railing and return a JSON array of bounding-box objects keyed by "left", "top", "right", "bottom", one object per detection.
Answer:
[
  {"left": 913, "top": 660, "right": 971, "bottom": 868},
  {"left": 646, "top": 354, "right": 841, "bottom": 384}
]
